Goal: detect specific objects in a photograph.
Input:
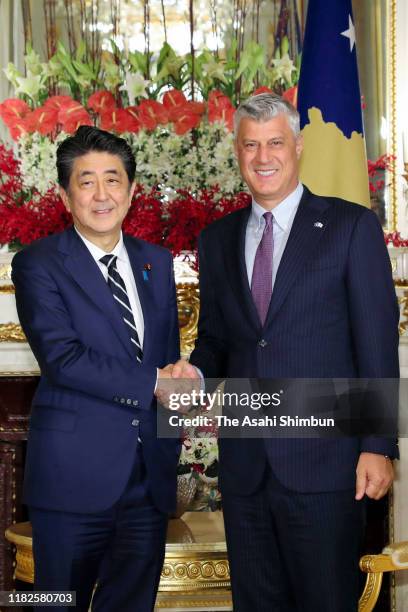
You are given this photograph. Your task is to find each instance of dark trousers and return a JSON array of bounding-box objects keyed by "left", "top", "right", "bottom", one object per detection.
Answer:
[
  {"left": 222, "top": 466, "right": 365, "bottom": 612},
  {"left": 29, "top": 449, "right": 168, "bottom": 612}
]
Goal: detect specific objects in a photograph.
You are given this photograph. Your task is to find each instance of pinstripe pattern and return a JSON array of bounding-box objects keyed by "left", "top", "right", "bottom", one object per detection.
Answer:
[{"left": 100, "top": 254, "right": 143, "bottom": 362}]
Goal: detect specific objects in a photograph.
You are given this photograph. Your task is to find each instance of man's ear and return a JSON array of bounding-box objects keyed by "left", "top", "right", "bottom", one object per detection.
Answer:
[
  {"left": 295, "top": 133, "right": 304, "bottom": 159},
  {"left": 129, "top": 181, "right": 136, "bottom": 204},
  {"left": 59, "top": 187, "right": 70, "bottom": 212}
]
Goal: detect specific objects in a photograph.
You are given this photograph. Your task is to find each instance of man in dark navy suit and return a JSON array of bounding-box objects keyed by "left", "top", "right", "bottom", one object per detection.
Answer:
[
  {"left": 176, "top": 94, "right": 400, "bottom": 611},
  {"left": 12, "top": 126, "right": 183, "bottom": 611}
]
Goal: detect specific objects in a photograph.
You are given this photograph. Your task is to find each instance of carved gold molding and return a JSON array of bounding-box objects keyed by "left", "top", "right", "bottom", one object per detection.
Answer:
[
  {"left": 176, "top": 282, "right": 200, "bottom": 358},
  {"left": 0, "top": 323, "right": 27, "bottom": 343},
  {"left": 0, "top": 284, "right": 15, "bottom": 294},
  {"left": 0, "top": 262, "right": 12, "bottom": 281},
  {"left": 0, "top": 323, "right": 26, "bottom": 342}
]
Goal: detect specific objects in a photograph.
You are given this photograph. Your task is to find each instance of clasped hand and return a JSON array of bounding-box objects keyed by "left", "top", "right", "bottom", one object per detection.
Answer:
[{"left": 155, "top": 359, "right": 200, "bottom": 413}]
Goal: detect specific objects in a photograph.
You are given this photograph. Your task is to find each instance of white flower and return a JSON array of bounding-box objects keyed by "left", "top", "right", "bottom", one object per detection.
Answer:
[
  {"left": 120, "top": 71, "right": 150, "bottom": 105},
  {"left": 14, "top": 74, "right": 46, "bottom": 103},
  {"left": 272, "top": 54, "right": 296, "bottom": 85}
]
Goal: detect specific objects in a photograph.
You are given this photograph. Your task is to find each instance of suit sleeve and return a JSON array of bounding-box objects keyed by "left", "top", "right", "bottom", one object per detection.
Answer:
[
  {"left": 189, "top": 232, "right": 228, "bottom": 378},
  {"left": 11, "top": 250, "right": 169, "bottom": 411},
  {"left": 346, "top": 208, "right": 400, "bottom": 457}
]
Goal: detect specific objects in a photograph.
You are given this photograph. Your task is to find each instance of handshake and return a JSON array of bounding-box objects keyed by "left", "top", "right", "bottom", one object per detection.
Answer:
[{"left": 155, "top": 359, "right": 200, "bottom": 412}]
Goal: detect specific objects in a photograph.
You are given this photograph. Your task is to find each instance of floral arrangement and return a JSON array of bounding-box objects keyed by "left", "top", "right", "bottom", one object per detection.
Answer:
[
  {"left": 384, "top": 232, "right": 408, "bottom": 248},
  {"left": 178, "top": 422, "right": 221, "bottom": 511},
  {"left": 0, "top": 40, "right": 298, "bottom": 253}
]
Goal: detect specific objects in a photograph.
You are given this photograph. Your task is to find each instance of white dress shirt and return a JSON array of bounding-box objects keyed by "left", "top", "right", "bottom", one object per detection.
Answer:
[
  {"left": 74, "top": 229, "right": 145, "bottom": 347},
  {"left": 245, "top": 182, "right": 304, "bottom": 289}
]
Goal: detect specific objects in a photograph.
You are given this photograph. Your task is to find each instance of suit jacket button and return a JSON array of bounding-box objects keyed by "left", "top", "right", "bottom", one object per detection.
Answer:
[
  {"left": 258, "top": 339, "right": 268, "bottom": 348},
  {"left": 132, "top": 419, "right": 139, "bottom": 427},
  {"left": 133, "top": 400, "right": 139, "bottom": 407}
]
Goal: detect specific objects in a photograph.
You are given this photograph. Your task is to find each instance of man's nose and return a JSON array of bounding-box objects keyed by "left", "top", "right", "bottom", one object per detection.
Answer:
[
  {"left": 94, "top": 181, "right": 108, "bottom": 200},
  {"left": 255, "top": 145, "right": 271, "bottom": 164}
]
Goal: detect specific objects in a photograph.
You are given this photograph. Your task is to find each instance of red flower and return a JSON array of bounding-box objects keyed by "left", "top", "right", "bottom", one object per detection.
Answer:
[
  {"left": 26, "top": 106, "right": 59, "bottom": 136},
  {"left": 171, "top": 105, "right": 203, "bottom": 135},
  {"left": 58, "top": 101, "right": 92, "bottom": 134},
  {"left": 43, "top": 96, "right": 76, "bottom": 111},
  {"left": 163, "top": 89, "right": 187, "bottom": 112},
  {"left": 123, "top": 185, "right": 164, "bottom": 245},
  {"left": 207, "top": 91, "right": 235, "bottom": 131},
  {"left": 253, "top": 86, "right": 274, "bottom": 95},
  {"left": 0, "top": 98, "right": 31, "bottom": 140},
  {"left": 137, "top": 100, "right": 169, "bottom": 131},
  {"left": 99, "top": 108, "right": 139, "bottom": 133},
  {"left": 87, "top": 90, "right": 116, "bottom": 114},
  {"left": 282, "top": 85, "right": 298, "bottom": 108}
]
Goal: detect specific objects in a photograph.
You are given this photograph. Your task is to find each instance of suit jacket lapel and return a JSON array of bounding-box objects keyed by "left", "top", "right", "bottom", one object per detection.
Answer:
[
  {"left": 265, "top": 188, "right": 331, "bottom": 326},
  {"left": 222, "top": 206, "right": 262, "bottom": 330},
  {"left": 58, "top": 227, "right": 135, "bottom": 358}
]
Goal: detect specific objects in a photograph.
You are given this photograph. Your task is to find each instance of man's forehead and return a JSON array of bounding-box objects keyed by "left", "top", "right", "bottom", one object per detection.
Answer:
[
  {"left": 72, "top": 152, "right": 126, "bottom": 173},
  {"left": 238, "top": 114, "right": 292, "bottom": 135}
]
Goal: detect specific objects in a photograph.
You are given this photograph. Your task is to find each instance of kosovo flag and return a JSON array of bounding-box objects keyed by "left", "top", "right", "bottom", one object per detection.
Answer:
[{"left": 297, "top": 0, "right": 370, "bottom": 206}]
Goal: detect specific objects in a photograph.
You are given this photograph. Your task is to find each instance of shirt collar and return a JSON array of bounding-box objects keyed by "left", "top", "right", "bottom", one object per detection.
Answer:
[
  {"left": 74, "top": 227, "right": 126, "bottom": 264},
  {"left": 250, "top": 182, "right": 304, "bottom": 232}
]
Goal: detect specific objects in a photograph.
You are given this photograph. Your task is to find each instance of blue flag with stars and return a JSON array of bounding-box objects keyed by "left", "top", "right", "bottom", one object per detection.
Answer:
[{"left": 297, "top": 0, "right": 370, "bottom": 206}]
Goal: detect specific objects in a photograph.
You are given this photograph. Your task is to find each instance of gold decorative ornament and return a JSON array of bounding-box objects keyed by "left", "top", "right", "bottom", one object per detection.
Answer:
[
  {"left": 176, "top": 283, "right": 200, "bottom": 358},
  {"left": 5, "top": 512, "right": 232, "bottom": 609},
  {"left": 0, "top": 323, "right": 27, "bottom": 342},
  {"left": 0, "top": 262, "right": 12, "bottom": 281},
  {"left": 0, "top": 284, "right": 15, "bottom": 294}
]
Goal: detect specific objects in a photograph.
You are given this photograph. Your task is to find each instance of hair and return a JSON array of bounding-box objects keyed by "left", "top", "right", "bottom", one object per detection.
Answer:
[
  {"left": 234, "top": 93, "right": 300, "bottom": 138},
  {"left": 56, "top": 126, "right": 136, "bottom": 190}
]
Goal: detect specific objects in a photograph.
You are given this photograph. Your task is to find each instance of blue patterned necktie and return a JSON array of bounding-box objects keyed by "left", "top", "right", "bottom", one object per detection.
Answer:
[
  {"left": 100, "top": 254, "right": 143, "bottom": 362},
  {"left": 251, "top": 212, "right": 274, "bottom": 325}
]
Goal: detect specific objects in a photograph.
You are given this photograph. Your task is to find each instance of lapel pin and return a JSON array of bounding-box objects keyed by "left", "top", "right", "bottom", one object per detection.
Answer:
[
  {"left": 314, "top": 221, "right": 324, "bottom": 228},
  {"left": 143, "top": 263, "right": 152, "bottom": 281}
]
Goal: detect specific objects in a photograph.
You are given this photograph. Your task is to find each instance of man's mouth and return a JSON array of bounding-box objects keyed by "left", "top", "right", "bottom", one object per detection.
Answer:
[
  {"left": 94, "top": 207, "right": 113, "bottom": 214},
  {"left": 255, "top": 169, "right": 278, "bottom": 177}
]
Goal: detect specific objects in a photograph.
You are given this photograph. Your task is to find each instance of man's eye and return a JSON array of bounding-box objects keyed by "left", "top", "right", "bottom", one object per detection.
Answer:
[
  {"left": 80, "top": 181, "right": 93, "bottom": 186},
  {"left": 245, "top": 143, "right": 257, "bottom": 149},
  {"left": 271, "top": 140, "right": 283, "bottom": 146}
]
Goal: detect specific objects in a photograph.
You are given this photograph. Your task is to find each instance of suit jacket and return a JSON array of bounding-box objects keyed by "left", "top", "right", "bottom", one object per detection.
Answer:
[
  {"left": 189, "top": 187, "right": 400, "bottom": 495},
  {"left": 12, "top": 227, "right": 180, "bottom": 514}
]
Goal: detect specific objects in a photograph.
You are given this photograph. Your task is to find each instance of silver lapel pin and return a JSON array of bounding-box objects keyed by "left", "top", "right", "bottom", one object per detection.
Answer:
[{"left": 314, "top": 221, "right": 324, "bottom": 228}]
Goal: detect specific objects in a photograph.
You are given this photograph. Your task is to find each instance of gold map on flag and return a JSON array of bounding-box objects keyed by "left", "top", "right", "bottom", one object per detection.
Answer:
[{"left": 300, "top": 108, "right": 370, "bottom": 207}]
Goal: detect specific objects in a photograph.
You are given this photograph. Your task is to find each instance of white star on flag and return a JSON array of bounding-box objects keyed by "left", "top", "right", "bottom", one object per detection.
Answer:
[{"left": 341, "top": 14, "right": 356, "bottom": 52}]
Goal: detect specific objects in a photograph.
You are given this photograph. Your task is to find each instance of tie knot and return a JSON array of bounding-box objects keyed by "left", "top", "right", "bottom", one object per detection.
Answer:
[
  {"left": 100, "top": 254, "right": 117, "bottom": 269},
  {"left": 263, "top": 211, "right": 273, "bottom": 229}
]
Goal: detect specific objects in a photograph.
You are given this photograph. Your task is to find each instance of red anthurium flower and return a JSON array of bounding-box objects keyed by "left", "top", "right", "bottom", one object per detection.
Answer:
[
  {"left": 5, "top": 120, "right": 30, "bottom": 141},
  {"left": 87, "top": 90, "right": 116, "bottom": 114},
  {"left": 137, "top": 100, "right": 169, "bottom": 131},
  {"left": 0, "top": 98, "right": 31, "bottom": 122},
  {"left": 207, "top": 90, "right": 235, "bottom": 129},
  {"left": 100, "top": 108, "right": 140, "bottom": 134},
  {"left": 122, "top": 108, "right": 141, "bottom": 133},
  {"left": 162, "top": 89, "right": 187, "bottom": 110},
  {"left": 58, "top": 101, "right": 92, "bottom": 134},
  {"left": 43, "top": 96, "right": 76, "bottom": 111},
  {"left": 282, "top": 85, "right": 298, "bottom": 108},
  {"left": 0, "top": 99, "right": 32, "bottom": 139},
  {"left": 253, "top": 86, "right": 273, "bottom": 95},
  {"left": 26, "top": 106, "right": 59, "bottom": 136},
  {"left": 173, "top": 110, "right": 201, "bottom": 135}
]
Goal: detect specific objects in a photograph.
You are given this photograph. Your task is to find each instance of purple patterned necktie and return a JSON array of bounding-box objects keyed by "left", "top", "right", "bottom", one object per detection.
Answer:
[{"left": 251, "top": 211, "right": 273, "bottom": 325}]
